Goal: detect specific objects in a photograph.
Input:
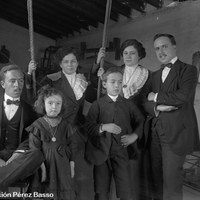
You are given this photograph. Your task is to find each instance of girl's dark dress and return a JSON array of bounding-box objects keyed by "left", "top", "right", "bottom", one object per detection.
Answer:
[{"left": 26, "top": 117, "right": 77, "bottom": 200}]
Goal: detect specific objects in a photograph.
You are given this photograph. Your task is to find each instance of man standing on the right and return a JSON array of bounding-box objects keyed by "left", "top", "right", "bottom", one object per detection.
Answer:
[{"left": 144, "top": 33, "right": 200, "bottom": 200}]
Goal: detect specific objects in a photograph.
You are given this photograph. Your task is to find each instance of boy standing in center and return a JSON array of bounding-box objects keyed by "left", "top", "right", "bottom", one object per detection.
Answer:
[{"left": 85, "top": 67, "right": 144, "bottom": 200}]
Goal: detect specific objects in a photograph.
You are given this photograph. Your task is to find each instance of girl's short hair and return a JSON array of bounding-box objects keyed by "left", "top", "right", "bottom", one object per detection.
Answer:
[
  {"left": 34, "top": 85, "right": 66, "bottom": 116},
  {"left": 102, "top": 66, "right": 123, "bottom": 82},
  {"left": 120, "top": 39, "right": 146, "bottom": 60},
  {"left": 55, "top": 46, "right": 80, "bottom": 64}
]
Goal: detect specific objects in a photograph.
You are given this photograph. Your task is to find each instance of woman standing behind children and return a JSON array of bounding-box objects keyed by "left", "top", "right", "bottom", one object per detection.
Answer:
[
  {"left": 26, "top": 86, "right": 77, "bottom": 200},
  {"left": 93, "top": 39, "right": 152, "bottom": 200}
]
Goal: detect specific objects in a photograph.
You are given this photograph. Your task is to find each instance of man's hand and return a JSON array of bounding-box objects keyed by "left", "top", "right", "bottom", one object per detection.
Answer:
[
  {"left": 0, "top": 158, "right": 6, "bottom": 167},
  {"left": 121, "top": 133, "right": 138, "bottom": 147},
  {"left": 156, "top": 105, "right": 178, "bottom": 112},
  {"left": 70, "top": 161, "right": 75, "bottom": 178},
  {"left": 6, "top": 153, "right": 21, "bottom": 165},
  {"left": 28, "top": 60, "right": 37, "bottom": 75},
  {"left": 101, "top": 123, "right": 121, "bottom": 135},
  {"left": 148, "top": 92, "right": 156, "bottom": 101}
]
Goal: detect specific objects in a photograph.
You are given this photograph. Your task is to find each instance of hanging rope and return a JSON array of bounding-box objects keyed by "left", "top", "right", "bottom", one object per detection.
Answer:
[
  {"left": 97, "top": 0, "right": 113, "bottom": 99},
  {"left": 27, "top": 0, "right": 36, "bottom": 95}
]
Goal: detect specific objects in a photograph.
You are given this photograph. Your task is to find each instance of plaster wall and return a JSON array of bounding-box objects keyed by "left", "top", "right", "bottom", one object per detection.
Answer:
[{"left": 0, "top": 18, "right": 55, "bottom": 72}]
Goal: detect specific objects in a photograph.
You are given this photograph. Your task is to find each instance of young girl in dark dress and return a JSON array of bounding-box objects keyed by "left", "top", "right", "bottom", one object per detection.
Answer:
[{"left": 26, "top": 85, "right": 77, "bottom": 200}]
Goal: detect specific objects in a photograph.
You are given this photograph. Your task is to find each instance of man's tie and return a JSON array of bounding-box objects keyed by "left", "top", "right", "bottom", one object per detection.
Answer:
[
  {"left": 6, "top": 99, "right": 20, "bottom": 106},
  {"left": 161, "top": 63, "right": 173, "bottom": 83},
  {"left": 161, "top": 63, "right": 173, "bottom": 69}
]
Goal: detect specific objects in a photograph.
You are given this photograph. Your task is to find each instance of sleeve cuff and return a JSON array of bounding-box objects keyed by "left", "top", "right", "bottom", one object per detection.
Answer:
[
  {"left": 154, "top": 105, "right": 160, "bottom": 117},
  {"left": 154, "top": 93, "right": 158, "bottom": 102},
  {"left": 99, "top": 124, "right": 104, "bottom": 134},
  {"left": 14, "top": 150, "right": 26, "bottom": 154}
]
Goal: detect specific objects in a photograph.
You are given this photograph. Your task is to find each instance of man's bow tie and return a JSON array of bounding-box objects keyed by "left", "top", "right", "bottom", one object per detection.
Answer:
[
  {"left": 161, "top": 63, "right": 173, "bottom": 69},
  {"left": 6, "top": 99, "right": 20, "bottom": 106}
]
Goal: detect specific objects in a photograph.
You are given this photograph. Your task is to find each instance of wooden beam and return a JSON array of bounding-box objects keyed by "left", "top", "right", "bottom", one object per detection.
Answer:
[
  {"left": 7, "top": 0, "right": 84, "bottom": 32},
  {"left": 0, "top": 0, "right": 79, "bottom": 35},
  {"left": 1, "top": 0, "right": 90, "bottom": 32},
  {"left": 128, "top": 0, "right": 146, "bottom": 12},
  {"left": 57, "top": 0, "right": 118, "bottom": 23},
  {"left": 86, "top": 0, "right": 131, "bottom": 19},
  {"left": 0, "top": 11, "right": 59, "bottom": 39},
  {"left": 0, "top": 6, "right": 64, "bottom": 39},
  {"left": 146, "top": 0, "right": 163, "bottom": 8},
  {"left": 112, "top": 0, "right": 132, "bottom": 18},
  {"left": 33, "top": 0, "right": 93, "bottom": 30}
]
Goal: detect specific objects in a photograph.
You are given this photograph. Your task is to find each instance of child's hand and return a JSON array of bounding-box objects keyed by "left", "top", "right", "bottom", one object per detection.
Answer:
[
  {"left": 147, "top": 92, "right": 156, "bottom": 101},
  {"left": 70, "top": 161, "right": 75, "bottom": 178},
  {"left": 40, "top": 162, "right": 46, "bottom": 182},
  {"left": 102, "top": 123, "right": 121, "bottom": 135},
  {"left": 121, "top": 133, "right": 138, "bottom": 147}
]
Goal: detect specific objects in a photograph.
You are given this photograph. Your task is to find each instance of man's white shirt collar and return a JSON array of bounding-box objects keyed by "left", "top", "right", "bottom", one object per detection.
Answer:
[
  {"left": 4, "top": 93, "right": 20, "bottom": 120},
  {"left": 169, "top": 56, "right": 178, "bottom": 65},
  {"left": 4, "top": 93, "right": 20, "bottom": 102}
]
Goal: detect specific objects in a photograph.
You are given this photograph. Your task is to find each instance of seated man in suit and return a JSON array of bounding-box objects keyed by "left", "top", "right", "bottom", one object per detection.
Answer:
[{"left": 0, "top": 64, "right": 44, "bottom": 189}]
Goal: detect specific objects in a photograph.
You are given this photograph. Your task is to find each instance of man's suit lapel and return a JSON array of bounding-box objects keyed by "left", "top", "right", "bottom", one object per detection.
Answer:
[
  {"left": 19, "top": 103, "right": 24, "bottom": 144},
  {"left": 0, "top": 93, "right": 3, "bottom": 139},
  {"left": 154, "top": 69, "right": 162, "bottom": 92},
  {"left": 161, "top": 60, "right": 180, "bottom": 91}
]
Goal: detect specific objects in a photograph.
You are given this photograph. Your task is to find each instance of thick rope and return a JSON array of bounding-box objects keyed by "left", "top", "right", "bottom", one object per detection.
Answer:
[
  {"left": 27, "top": 0, "right": 36, "bottom": 95},
  {"left": 97, "top": 0, "right": 113, "bottom": 99}
]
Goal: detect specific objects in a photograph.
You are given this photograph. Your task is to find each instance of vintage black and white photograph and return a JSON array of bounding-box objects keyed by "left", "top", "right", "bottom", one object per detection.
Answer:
[{"left": 0, "top": 0, "right": 200, "bottom": 200}]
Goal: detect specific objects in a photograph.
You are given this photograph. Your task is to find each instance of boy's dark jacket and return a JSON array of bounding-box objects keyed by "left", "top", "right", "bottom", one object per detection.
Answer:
[{"left": 85, "top": 95, "right": 144, "bottom": 165}]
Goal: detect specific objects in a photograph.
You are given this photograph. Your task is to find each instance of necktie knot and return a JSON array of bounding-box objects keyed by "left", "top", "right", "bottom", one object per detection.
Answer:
[
  {"left": 6, "top": 99, "right": 20, "bottom": 106},
  {"left": 161, "top": 63, "right": 172, "bottom": 69}
]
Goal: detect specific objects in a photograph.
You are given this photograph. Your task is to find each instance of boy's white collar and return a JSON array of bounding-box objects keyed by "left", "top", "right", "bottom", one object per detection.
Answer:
[{"left": 108, "top": 94, "right": 118, "bottom": 102}]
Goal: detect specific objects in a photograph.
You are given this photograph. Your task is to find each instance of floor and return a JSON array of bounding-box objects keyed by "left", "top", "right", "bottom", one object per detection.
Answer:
[
  {"left": 3, "top": 138, "right": 200, "bottom": 200},
  {"left": 183, "top": 186, "right": 200, "bottom": 200},
  {"left": 4, "top": 185, "right": 200, "bottom": 200}
]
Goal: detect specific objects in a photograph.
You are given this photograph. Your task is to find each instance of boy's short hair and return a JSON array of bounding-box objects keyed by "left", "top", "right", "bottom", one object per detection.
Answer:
[
  {"left": 0, "top": 64, "right": 24, "bottom": 81},
  {"left": 102, "top": 66, "right": 123, "bottom": 82},
  {"left": 153, "top": 33, "right": 176, "bottom": 45},
  {"left": 34, "top": 85, "right": 67, "bottom": 116}
]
